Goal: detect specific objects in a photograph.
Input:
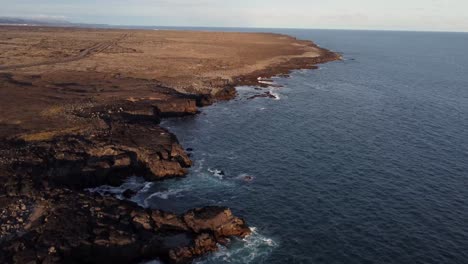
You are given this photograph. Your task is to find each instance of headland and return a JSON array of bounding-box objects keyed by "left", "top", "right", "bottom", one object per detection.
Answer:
[{"left": 0, "top": 26, "right": 339, "bottom": 263}]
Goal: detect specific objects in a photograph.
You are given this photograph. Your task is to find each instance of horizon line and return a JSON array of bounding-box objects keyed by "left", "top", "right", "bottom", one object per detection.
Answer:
[{"left": 1, "top": 17, "right": 467, "bottom": 34}]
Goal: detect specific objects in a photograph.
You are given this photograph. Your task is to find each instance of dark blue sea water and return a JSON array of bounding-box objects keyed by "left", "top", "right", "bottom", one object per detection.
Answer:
[{"left": 107, "top": 29, "right": 468, "bottom": 263}]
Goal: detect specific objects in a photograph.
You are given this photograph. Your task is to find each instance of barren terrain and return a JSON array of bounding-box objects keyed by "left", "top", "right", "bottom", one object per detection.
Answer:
[{"left": 0, "top": 26, "right": 339, "bottom": 263}]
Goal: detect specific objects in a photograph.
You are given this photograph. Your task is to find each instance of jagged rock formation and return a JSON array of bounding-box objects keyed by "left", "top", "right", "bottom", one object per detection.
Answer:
[
  {"left": 0, "top": 191, "right": 249, "bottom": 264},
  {"left": 0, "top": 99, "right": 249, "bottom": 264}
]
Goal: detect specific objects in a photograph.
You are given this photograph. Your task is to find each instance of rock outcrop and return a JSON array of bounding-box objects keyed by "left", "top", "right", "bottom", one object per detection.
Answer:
[
  {"left": 0, "top": 190, "right": 250, "bottom": 264},
  {"left": 0, "top": 99, "right": 250, "bottom": 264}
]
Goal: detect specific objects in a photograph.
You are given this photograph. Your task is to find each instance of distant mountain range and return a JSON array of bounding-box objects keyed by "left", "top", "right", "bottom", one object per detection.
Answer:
[
  {"left": 0, "top": 17, "right": 73, "bottom": 26},
  {"left": 0, "top": 17, "right": 121, "bottom": 29}
]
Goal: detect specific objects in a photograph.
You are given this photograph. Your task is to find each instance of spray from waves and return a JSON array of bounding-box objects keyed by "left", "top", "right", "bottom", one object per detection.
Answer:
[
  {"left": 195, "top": 227, "right": 278, "bottom": 264},
  {"left": 269, "top": 88, "right": 281, "bottom": 100}
]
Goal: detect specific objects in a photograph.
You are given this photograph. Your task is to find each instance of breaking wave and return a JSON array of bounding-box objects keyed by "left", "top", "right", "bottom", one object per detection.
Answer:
[
  {"left": 269, "top": 89, "right": 281, "bottom": 100},
  {"left": 195, "top": 227, "right": 278, "bottom": 264},
  {"left": 143, "top": 188, "right": 185, "bottom": 203}
]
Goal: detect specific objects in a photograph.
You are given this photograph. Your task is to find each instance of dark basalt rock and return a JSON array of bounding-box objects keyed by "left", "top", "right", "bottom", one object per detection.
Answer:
[
  {"left": 0, "top": 190, "right": 250, "bottom": 264},
  {"left": 234, "top": 48, "right": 341, "bottom": 87},
  {"left": 122, "top": 189, "right": 137, "bottom": 199},
  {"left": 1, "top": 121, "right": 191, "bottom": 193},
  {"left": 0, "top": 99, "right": 250, "bottom": 264}
]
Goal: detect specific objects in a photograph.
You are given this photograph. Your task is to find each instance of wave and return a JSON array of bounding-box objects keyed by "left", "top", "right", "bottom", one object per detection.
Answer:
[
  {"left": 86, "top": 176, "right": 148, "bottom": 200},
  {"left": 143, "top": 188, "right": 185, "bottom": 205},
  {"left": 258, "top": 80, "right": 276, "bottom": 86},
  {"left": 269, "top": 89, "right": 281, "bottom": 100},
  {"left": 195, "top": 227, "right": 278, "bottom": 264},
  {"left": 85, "top": 177, "right": 166, "bottom": 208}
]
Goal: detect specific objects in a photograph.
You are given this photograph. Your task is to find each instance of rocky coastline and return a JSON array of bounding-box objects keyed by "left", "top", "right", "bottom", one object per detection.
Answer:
[{"left": 0, "top": 26, "right": 340, "bottom": 263}]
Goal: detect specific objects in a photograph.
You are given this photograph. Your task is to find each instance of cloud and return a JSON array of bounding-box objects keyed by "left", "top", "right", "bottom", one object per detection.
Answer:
[{"left": 0, "top": 0, "right": 467, "bottom": 31}]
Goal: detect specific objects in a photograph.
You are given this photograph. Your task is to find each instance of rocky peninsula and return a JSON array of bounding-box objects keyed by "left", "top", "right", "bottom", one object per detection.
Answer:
[{"left": 0, "top": 26, "right": 339, "bottom": 263}]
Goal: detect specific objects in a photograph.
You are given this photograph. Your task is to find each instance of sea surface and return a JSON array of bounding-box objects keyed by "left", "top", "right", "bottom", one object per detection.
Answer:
[{"left": 104, "top": 29, "right": 468, "bottom": 263}]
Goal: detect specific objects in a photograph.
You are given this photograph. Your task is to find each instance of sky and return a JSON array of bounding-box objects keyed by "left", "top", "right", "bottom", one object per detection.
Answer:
[{"left": 1, "top": 0, "right": 468, "bottom": 32}]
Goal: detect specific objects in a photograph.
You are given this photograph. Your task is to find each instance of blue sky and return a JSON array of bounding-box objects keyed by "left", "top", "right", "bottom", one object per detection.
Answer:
[{"left": 1, "top": 0, "right": 468, "bottom": 32}]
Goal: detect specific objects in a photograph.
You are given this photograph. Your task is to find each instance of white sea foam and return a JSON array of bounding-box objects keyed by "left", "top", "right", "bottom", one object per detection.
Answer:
[
  {"left": 208, "top": 168, "right": 225, "bottom": 179},
  {"left": 195, "top": 227, "right": 278, "bottom": 264},
  {"left": 139, "top": 182, "right": 154, "bottom": 193},
  {"left": 236, "top": 173, "right": 255, "bottom": 182},
  {"left": 193, "top": 158, "right": 206, "bottom": 173},
  {"left": 86, "top": 176, "right": 148, "bottom": 200},
  {"left": 143, "top": 188, "right": 185, "bottom": 205},
  {"left": 258, "top": 80, "right": 276, "bottom": 86},
  {"left": 269, "top": 89, "right": 281, "bottom": 100},
  {"left": 85, "top": 176, "right": 165, "bottom": 208}
]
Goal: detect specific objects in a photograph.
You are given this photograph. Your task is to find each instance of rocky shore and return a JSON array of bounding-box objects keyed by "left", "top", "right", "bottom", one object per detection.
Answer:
[{"left": 0, "top": 26, "right": 340, "bottom": 263}]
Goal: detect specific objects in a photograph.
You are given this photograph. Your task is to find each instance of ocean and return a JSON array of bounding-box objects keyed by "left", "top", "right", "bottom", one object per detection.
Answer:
[{"left": 107, "top": 29, "right": 468, "bottom": 263}]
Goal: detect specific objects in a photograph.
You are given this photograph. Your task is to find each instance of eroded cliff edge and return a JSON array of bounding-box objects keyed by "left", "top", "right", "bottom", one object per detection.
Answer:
[{"left": 0, "top": 26, "right": 340, "bottom": 263}]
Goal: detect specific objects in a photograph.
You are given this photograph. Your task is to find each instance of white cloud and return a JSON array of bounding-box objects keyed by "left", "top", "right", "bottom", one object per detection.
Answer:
[{"left": 0, "top": 0, "right": 467, "bottom": 31}]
